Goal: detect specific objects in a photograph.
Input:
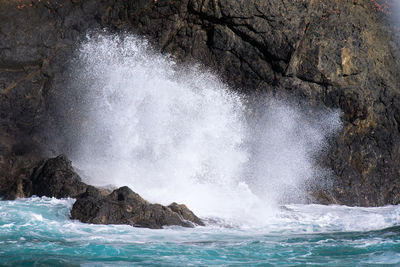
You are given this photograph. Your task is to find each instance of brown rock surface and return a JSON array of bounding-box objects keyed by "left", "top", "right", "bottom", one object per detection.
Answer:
[
  {"left": 0, "top": 0, "right": 400, "bottom": 206},
  {"left": 3, "top": 154, "right": 204, "bottom": 228},
  {"left": 71, "top": 186, "right": 205, "bottom": 228}
]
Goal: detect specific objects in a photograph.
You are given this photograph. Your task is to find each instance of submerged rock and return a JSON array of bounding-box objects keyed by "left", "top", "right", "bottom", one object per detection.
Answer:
[{"left": 70, "top": 186, "right": 205, "bottom": 229}]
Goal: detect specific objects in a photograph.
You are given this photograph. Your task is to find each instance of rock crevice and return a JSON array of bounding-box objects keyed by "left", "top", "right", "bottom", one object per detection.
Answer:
[{"left": 0, "top": 0, "right": 400, "bottom": 206}]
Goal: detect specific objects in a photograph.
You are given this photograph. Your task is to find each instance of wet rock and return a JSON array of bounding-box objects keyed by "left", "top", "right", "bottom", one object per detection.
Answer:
[
  {"left": 24, "top": 154, "right": 88, "bottom": 198},
  {"left": 70, "top": 186, "right": 205, "bottom": 229},
  {"left": 2, "top": 153, "right": 204, "bottom": 229},
  {"left": 1, "top": 0, "right": 400, "bottom": 206},
  {"left": 0, "top": 154, "right": 41, "bottom": 200},
  {"left": 168, "top": 202, "right": 204, "bottom": 226}
]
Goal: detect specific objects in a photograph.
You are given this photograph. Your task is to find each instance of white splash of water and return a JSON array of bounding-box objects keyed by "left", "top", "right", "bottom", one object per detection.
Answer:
[{"left": 69, "top": 34, "right": 341, "bottom": 226}]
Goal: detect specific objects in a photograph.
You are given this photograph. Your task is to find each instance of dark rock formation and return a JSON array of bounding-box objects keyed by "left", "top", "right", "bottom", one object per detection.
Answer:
[
  {"left": 26, "top": 154, "right": 89, "bottom": 198},
  {"left": 0, "top": 0, "right": 400, "bottom": 206},
  {"left": 71, "top": 186, "right": 205, "bottom": 228},
  {"left": 3, "top": 154, "right": 90, "bottom": 200},
  {"left": 168, "top": 202, "right": 204, "bottom": 226},
  {"left": 3, "top": 154, "right": 204, "bottom": 228}
]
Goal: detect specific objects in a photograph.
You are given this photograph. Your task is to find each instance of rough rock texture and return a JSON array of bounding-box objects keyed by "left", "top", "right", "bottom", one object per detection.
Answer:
[
  {"left": 168, "top": 202, "right": 204, "bottom": 226},
  {"left": 4, "top": 154, "right": 204, "bottom": 228},
  {"left": 26, "top": 154, "right": 89, "bottom": 199},
  {"left": 0, "top": 0, "right": 400, "bottom": 206},
  {"left": 71, "top": 186, "right": 205, "bottom": 228},
  {"left": 2, "top": 154, "right": 89, "bottom": 199}
]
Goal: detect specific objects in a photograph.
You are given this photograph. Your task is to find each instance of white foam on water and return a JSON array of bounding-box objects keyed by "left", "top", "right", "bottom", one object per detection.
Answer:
[
  {"left": 67, "top": 33, "right": 341, "bottom": 226},
  {"left": 1, "top": 197, "right": 400, "bottom": 238},
  {"left": 31, "top": 213, "right": 43, "bottom": 222},
  {"left": 276, "top": 204, "right": 400, "bottom": 233}
]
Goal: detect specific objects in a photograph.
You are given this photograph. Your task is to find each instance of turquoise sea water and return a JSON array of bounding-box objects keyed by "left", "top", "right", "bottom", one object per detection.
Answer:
[{"left": 1, "top": 197, "right": 400, "bottom": 266}]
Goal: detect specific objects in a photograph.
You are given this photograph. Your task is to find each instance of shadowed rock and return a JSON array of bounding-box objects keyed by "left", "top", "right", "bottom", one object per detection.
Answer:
[
  {"left": 3, "top": 154, "right": 204, "bottom": 228},
  {"left": 1, "top": 0, "right": 400, "bottom": 206},
  {"left": 70, "top": 186, "right": 205, "bottom": 229},
  {"left": 24, "top": 154, "right": 89, "bottom": 199}
]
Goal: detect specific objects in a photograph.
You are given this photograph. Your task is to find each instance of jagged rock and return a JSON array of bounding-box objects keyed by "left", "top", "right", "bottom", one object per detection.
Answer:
[
  {"left": 168, "top": 202, "right": 204, "bottom": 226},
  {"left": 3, "top": 153, "right": 204, "bottom": 228},
  {"left": 1, "top": 0, "right": 400, "bottom": 206},
  {"left": 24, "top": 154, "right": 89, "bottom": 198},
  {"left": 70, "top": 186, "right": 205, "bottom": 229}
]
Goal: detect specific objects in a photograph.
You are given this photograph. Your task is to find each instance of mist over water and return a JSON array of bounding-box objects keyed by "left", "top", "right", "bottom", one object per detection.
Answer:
[{"left": 69, "top": 34, "right": 341, "bottom": 225}]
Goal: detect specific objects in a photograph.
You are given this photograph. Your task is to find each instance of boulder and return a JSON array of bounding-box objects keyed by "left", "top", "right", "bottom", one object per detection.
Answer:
[
  {"left": 70, "top": 186, "right": 205, "bottom": 229},
  {"left": 24, "top": 154, "right": 88, "bottom": 199},
  {"left": 1, "top": 154, "right": 88, "bottom": 200},
  {"left": 3, "top": 154, "right": 205, "bottom": 228},
  {"left": 168, "top": 202, "right": 204, "bottom": 226}
]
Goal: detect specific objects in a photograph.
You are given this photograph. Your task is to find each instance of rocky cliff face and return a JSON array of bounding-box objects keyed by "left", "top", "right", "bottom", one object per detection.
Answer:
[{"left": 1, "top": 0, "right": 399, "bottom": 206}]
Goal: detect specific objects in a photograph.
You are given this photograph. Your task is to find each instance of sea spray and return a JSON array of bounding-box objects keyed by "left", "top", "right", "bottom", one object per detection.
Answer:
[
  {"left": 243, "top": 99, "right": 342, "bottom": 204},
  {"left": 68, "top": 33, "right": 341, "bottom": 225}
]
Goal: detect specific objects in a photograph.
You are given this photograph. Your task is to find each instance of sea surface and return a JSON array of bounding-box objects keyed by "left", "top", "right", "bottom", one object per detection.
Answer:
[{"left": 1, "top": 197, "right": 400, "bottom": 266}]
